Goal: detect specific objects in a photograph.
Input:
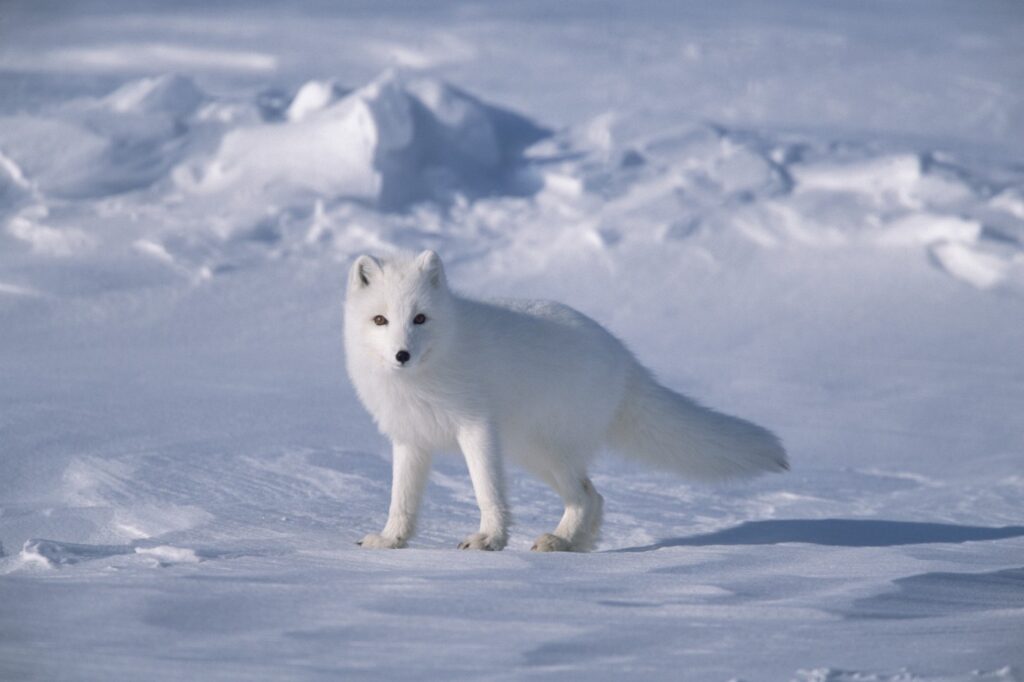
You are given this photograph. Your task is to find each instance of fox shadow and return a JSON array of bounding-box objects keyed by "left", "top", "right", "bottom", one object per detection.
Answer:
[{"left": 610, "top": 518, "right": 1024, "bottom": 553}]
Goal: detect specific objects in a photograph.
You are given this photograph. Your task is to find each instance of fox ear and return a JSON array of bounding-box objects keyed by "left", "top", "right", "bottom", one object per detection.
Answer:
[
  {"left": 416, "top": 250, "right": 445, "bottom": 288},
  {"left": 350, "top": 255, "right": 382, "bottom": 288}
]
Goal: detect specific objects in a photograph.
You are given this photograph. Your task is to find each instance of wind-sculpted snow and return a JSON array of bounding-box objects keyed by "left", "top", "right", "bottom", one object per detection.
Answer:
[
  {"left": 526, "top": 120, "right": 1024, "bottom": 292},
  {"left": 0, "top": 75, "right": 205, "bottom": 200},
  {"left": 1, "top": 2, "right": 1023, "bottom": 680},
  {"left": 177, "top": 71, "right": 549, "bottom": 209},
  {"left": 1, "top": 71, "right": 1021, "bottom": 294}
]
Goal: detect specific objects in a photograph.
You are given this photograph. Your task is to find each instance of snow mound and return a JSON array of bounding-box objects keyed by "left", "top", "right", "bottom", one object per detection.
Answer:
[
  {"left": 179, "top": 71, "right": 549, "bottom": 208},
  {"left": 101, "top": 74, "right": 204, "bottom": 117},
  {"left": 286, "top": 79, "right": 348, "bottom": 122},
  {"left": 526, "top": 118, "right": 1024, "bottom": 291},
  {"left": 930, "top": 241, "right": 1012, "bottom": 290},
  {"left": 0, "top": 75, "right": 209, "bottom": 200}
]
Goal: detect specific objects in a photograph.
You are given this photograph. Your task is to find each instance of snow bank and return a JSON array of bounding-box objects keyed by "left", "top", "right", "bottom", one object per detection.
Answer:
[
  {"left": 101, "top": 73, "right": 204, "bottom": 117},
  {"left": 3, "top": 70, "right": 1019, "bottom": 293},
  {"left": 0, "top": 74, "right": 204, "bottom": 201},
  {"left": 0, "top": 70, "right": 547, "bottom": 216},
  {"left": 518, "top": 118, "right": 1024, "bottom": 291},
  {"left": 286, "top": 79, "right": 348, "bottom": 122},
  {"left": 179, "top": 71, "right": 549, "bottom": 208}
]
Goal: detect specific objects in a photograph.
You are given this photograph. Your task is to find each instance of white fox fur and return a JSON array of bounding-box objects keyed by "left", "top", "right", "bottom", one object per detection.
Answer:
[{"left": 345, "top": 250, "right": 788, "bottom": 552}]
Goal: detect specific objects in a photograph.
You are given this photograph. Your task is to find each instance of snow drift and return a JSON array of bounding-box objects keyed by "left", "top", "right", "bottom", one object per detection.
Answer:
[{"left": 177, "top": 71, "right": 550, "bottom": 208}]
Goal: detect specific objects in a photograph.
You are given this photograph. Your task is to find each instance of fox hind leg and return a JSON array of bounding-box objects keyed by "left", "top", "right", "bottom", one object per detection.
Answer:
[{"left": 531, "top": 466, "right": 604, "bottom": 553}]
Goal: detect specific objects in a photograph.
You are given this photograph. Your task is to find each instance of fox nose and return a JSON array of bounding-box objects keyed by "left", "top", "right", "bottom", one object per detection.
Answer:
[{"left": 395, "top": 350, "right": 411, "bottom": 364}]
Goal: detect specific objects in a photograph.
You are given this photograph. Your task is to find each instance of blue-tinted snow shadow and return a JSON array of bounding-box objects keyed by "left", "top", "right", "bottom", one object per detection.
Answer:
[
  {"left": 845, "top": 566, "right": 1024, "bottom": 619},
  {"left": 610, "top": 519, "right": 1024, "bottom": 553}
]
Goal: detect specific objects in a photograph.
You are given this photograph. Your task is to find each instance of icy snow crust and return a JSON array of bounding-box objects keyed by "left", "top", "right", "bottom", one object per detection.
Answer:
[{"left": 1, "top": 2, "right": 1023, "bottom": 680}]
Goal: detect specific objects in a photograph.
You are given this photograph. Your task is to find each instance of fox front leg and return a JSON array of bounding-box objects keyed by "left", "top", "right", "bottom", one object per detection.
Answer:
[
  {"left": 359, "top": 442, "right": 432, "bottom": 549},
  {"left": 456, "top": 421, "right": 510, "bottom": 550}
]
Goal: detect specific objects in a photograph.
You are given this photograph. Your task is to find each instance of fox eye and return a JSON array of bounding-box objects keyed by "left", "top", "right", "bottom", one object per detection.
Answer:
[
  {"left": 413, "top": 313, "right": 427, "bottom": 325},
  {"left": 373, "top": 315, "right": 388, "bottom": 326}
]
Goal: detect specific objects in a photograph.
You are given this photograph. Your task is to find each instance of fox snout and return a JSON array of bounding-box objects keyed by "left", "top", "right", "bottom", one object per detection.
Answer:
[{"left": 395, "top": 350, "right": 411, "bottom": 365}]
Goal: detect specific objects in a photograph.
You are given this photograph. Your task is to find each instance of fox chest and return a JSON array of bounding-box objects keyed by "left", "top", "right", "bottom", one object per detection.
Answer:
[{"left": 361, "top": 379, "right": 466, "bottom": 450}]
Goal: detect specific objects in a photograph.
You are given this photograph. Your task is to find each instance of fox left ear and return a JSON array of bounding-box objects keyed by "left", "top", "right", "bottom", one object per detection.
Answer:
[
  {"left": 350, "top": 254, "right": 382, "bottom": 289},
  {"left": 416, "top": 250, "right": 445, "bottom": 288}
]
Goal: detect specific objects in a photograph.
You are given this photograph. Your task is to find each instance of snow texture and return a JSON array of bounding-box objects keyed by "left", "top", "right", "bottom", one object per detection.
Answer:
[{"left": 1, "top": 1, "right": 1022, "bottom": 680}]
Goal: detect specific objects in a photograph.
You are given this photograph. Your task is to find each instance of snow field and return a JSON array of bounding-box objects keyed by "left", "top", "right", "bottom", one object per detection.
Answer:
[{"left": 1, "top": 2, "right": 1023, "bottom": 680}]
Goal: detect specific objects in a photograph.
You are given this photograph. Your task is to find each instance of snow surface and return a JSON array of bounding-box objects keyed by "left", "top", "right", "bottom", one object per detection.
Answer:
[{"left": 1, "top": 1, "right": 1023, "bottom": 680}]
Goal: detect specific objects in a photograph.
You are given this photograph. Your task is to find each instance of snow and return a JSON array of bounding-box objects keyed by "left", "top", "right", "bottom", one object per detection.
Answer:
[
  {"left": 178, "top": 71, "right": 546, "bottom": 207},
  {"left": 1, "top": 1, "right": 1023, "bottom": 680}
]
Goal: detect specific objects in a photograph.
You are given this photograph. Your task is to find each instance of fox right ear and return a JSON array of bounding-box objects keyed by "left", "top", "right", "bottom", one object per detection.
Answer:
[
  {"left": 350, "top": 255, "right": 382, "bottom": 288},
  {"left": 416, "top": 249, "right": 446, "bottom": 288}
]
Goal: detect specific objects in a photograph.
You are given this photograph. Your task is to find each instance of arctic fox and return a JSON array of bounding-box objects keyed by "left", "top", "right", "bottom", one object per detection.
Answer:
[{"left": 345, "top": 250, "right": 788, "bottom": 552}]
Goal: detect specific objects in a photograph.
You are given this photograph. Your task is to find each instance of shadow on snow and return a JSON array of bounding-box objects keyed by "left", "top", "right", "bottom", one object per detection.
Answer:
[{"left": 610, "top": 519, "right": 1024, "bottom": 553}]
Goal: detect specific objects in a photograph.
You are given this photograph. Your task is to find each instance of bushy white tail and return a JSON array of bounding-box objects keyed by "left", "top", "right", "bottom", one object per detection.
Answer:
[{"left": 607, "top": 365, "right": 788, "bottom": 479}]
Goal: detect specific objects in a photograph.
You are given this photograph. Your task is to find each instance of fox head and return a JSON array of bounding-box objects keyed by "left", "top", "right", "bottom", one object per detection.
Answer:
[{"left": 344, "top": 250, "right": 455, "bottom": 372}]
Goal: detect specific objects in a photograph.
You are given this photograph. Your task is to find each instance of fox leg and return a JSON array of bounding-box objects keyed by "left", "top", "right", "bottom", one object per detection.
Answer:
[
  {"left": 532, "top": 467, "right": 604, "bottom": 553},
  {"left": 359, "top": 441, "right": 432, "bottom": 549},
  {"left": 456, "top": 421, "right": 510, "bottom": 550}
]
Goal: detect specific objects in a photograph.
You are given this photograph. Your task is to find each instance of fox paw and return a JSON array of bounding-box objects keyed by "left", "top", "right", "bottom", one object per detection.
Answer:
[
  {"left": 531, "top": 533, "right": 573, "bottom": 552},
  {"left": 457, "top": 532, "right": 507, "bottom": 551},
  {"left": 357, "top": 533, "right": 406, "bottom": 549}
]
